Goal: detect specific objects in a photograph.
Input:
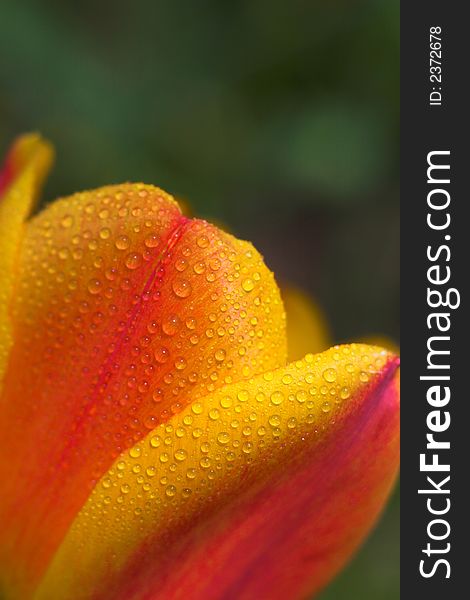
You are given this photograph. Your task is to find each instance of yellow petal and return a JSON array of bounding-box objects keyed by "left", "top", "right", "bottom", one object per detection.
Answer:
[
  {"left": 0, "top": 134, "right": 53, "bottom": 388},
  {"left": 282, "top": 285, "right": 331, "bottom": 360},
  {"left": 36, "top": 344, "right": 398, "bottom": 600}
]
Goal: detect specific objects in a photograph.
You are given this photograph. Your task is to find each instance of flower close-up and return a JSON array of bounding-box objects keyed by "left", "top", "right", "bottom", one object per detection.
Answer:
[{"left": 0, "top": 134, "right": 400, "bottom": 600}]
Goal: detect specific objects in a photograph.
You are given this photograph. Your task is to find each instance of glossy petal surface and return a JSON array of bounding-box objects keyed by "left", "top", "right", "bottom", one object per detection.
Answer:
[
  {"left": 0, "top": 183, "right": 286, "bottom": 597},
  {"left": 36, "top": 345, "right": 399, "bottom": 600}
]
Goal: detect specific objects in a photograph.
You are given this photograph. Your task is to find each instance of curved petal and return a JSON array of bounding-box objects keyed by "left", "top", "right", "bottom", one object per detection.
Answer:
[
  {"left": 0, "top": 184, "right": 286, "bottom": 597},
  {"left": 282, "top": 285, "right": 331, "bottom": 360},
  {"left": 36, "top": 344, "right": 399, "bottom": 600},
  {"left": 0, "top": 134, "right": 53, "bottom": 387}
]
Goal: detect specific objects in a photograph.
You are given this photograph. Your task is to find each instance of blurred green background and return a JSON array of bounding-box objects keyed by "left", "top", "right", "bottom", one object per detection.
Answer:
[{"left": 0, "top": 0, "right": 399, "bottom": 598}]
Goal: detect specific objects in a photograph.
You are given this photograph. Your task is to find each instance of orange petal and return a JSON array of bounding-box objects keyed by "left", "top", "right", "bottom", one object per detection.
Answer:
[
  {"left": 0, "top": 184, "right": 286, "bottom": 597},
  {"left": 0, "top": 134, "right": 53, "bottom": 388},
  {"left": 36, "top": 345, "right": 399, "bottom": 600},
  {"left": 282, "top": 285, "right": 331, "bottom": 360}
]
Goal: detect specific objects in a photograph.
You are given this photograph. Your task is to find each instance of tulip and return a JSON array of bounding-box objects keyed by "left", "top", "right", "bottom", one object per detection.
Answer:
[{"left": 0, "top": 134, "right": 400, "bottom": 600}]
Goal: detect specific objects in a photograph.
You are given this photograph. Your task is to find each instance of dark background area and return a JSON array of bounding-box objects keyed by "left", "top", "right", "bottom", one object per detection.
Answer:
[{"left": 0, "top": 0, "right": 399, "bottom": 597}]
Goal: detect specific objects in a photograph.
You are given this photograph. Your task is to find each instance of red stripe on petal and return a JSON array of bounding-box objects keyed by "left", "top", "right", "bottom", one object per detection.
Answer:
[
  {"left": 0, "top": 185, "right": 286, "bottom": 597},
  {"left": 91, "top": 359, "right": 399, "bottom": 600}
]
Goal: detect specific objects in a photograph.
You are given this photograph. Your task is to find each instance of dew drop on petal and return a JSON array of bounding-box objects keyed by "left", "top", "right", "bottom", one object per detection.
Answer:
[
  {"left": 322, "top": 368, "right": 337, "bottom": 383},
  {"left": 237, "top": 390, "right": 249, "bottom": 402},
  {"left": 125, "top": 253, "right": 143, "bottom": 270},
  {"left": 162, "top": 315, "right": 180, "bottom": 336},
  {"left": 87, "top": 279, "right": 102, "bottom": 295},
  {"left": 172, "top": 279, "right": 192, "bottom": 298},
  {"left": 215, "top": 349, "right": 226, "bottom": 363},
  {"left": 60, "top": 214, "right": 74, "bottom": 229},
  {"left": 154, "top": 347, "right": 170, "bottom": 364},
  {"left": 144, "top": 234, "right": 159, "bottom": 248},
  {"left": 270, "top": 391, "right": 284, "bottom": 406},
  {"left": 217, "top": 431, "right": 230, "bottom": 445},
  {"left": 115, "top": 235, "right": 130, "bottom": 250},
  {"left": 129, "top": 446, "right": 142, "bottom": 459},
  {"left": 174, "top": 449, "right": 187, "bottom": 462},
  {"left": 242, "top": 278, "right": 255, "bottom": 292}
]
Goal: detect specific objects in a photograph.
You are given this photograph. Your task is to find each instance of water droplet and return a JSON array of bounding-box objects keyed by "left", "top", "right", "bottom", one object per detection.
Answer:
[
  {"left": 217, "top": 431, "right": 230, "bottom": 445},
  {"left": 270, "top": 391, "right": 284, "bottom": 406},
  {"left": 174, "top": 357, "right": 187, "bottom": 371},
  {"left": 287, "top": 417, "right": 297, "bottom": 429},
  {"left": 154, "top": 347, "right": 169, "bottom": 364},
  {"left": 162, "top": 315, "right": 180, "bottom": 336},
  {"left": 175, "top": 258, "right": 188, "bottom": 272},
  {"left": 220, "top": 396, "right": 232, "bottom": 409},
  {"left": 144, "top": 415, "right": 158, "bottom": 429},
  {"left": 145, "top": 234, "right": 159, "bottom": 248},
  {"left": 237, "top": 390, "right": 249, "bottom": 402},
  {"left": 200, "top": 456, "right": 211, "bottom": 468},
  {"left": 186, "top": 468, "right": 196, "bottom": 480},
  {"left": 193, "top": 261, "right": 205, "bottom": 274},
  {"left": 150, "top": 435, "right": 161, "bottom": 448},
  {"left": 185, "top": 317, "right": 197, "bottom": 330},
  {"left": 87, "top": 279, "right": 102, "bottom": 295},
  {"left": 152, "top": 388, "right": 164, "bottom": 404},
  {"left": 125, "top": 253, "right": 142, "bottom": 270},
  {"left": 192, "top": 402, "right": 203, "bottom": 415},
  {"left": 242, "top": 441, "right": 253, "bottom": 454},
  {"left": 323, "top": 368, "right": 337, "bottom": 383},
  {"left": 172, "top": 279, "right": 192, "bottom": 298},
  {"left": 209, "top": 257, "right": 221, "bottom": 271},
  {"left": 99, "top": 227, "right": 111, "bottom": 240},
  {"left": 242, "top": 278, "right": 255, "bottom": 292},
  {"left": 215, "top": 349, "right": 226, "bottom": 362},
  {"left": 174, "top": 449, "right": 187, "bottom": 462},
  {"left": 129, "top": 446, "right": 142, "bottom": 459},
  {"left": 60, "top": 214, "right": 74, "bottom": 229},
  {"left": 166, "top": 485, "right": 177, "bottom": 497},
  {"left": 209, "top": 408, "right": 220, "bottom": 420},
  {"left": 115, "top": 235, "right": 130, "bottom": 250},
  {"left": 269, "top": 415, "right": 281, "bottom": 427},
  {"left": 58, "top": 247, "right": 69, "bottom": 260}
]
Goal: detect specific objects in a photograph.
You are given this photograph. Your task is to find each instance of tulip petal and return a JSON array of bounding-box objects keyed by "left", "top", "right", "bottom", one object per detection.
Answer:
[
  {"left": 0, "top": 134, "right": 53, "bottom": 388},
  {"left": 36, "top": 344, "right": 399, "bottom": 600},
  {"left": 282, "top": 285, "right": 331, "bottom": 360},
  {"left": 0, "top": 184, "right": 286, "bottom": 597}
]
